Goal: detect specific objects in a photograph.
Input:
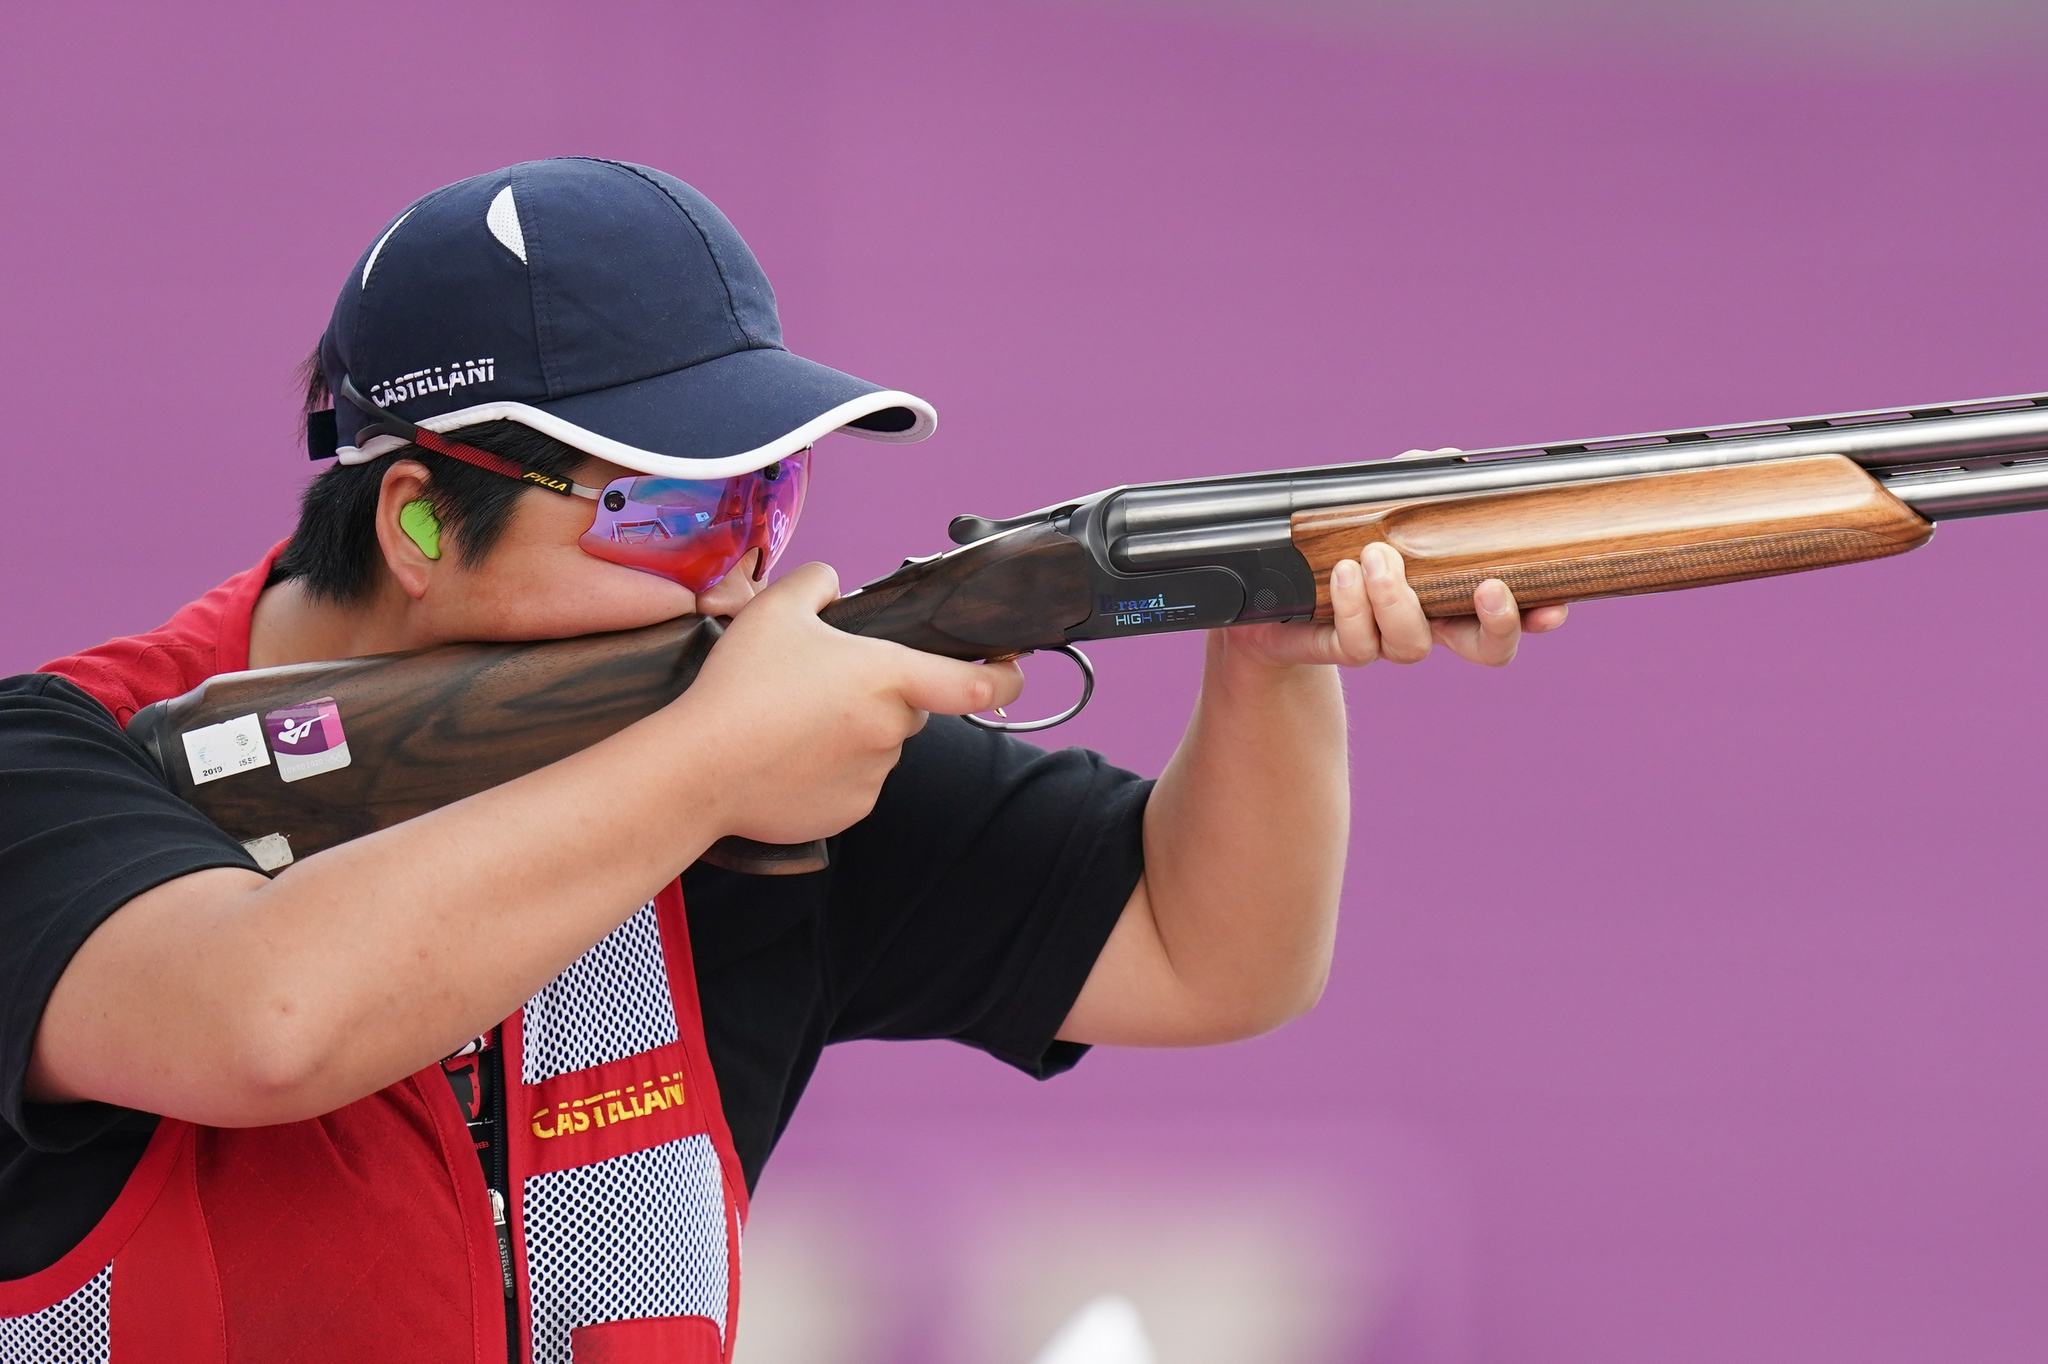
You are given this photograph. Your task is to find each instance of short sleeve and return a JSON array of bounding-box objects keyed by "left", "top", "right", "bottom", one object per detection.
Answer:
[
  {"left": 0, "top": 675, "right": 258, "bottom": 1149},
  {"left": 821, "top": 716, "right": 1152, "bottom": 1074}
]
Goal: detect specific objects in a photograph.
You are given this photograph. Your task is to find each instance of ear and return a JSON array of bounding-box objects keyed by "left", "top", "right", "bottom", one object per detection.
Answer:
[{"left": 374, "top": 460, "right": 443, "bottom": 600}]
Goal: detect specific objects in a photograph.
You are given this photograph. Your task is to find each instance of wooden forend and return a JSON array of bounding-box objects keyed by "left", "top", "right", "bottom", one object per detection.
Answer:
[{"left": 1289, "top": 454, "right": 1932, "bottom": 617}]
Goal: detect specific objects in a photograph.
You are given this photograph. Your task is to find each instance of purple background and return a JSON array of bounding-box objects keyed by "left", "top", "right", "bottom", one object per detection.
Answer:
[{"left": 5, "top": 3, "right": 2046, "bottom": 1360}]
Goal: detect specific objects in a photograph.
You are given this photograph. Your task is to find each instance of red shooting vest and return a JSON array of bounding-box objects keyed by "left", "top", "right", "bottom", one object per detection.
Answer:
[{"left": 2, "top": 550, "right": 748, "bottom": 1364}]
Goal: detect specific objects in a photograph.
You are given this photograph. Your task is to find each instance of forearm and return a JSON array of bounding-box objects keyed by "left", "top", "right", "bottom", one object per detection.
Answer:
[
  {"left": 31, "top": 695, "right": 735, "bottom": 1126},
  {"left": 1057, "top": 549, "right": 1557, "bottom": 1049},
  {"left": 1068, "top": 631, "right": 1348, "bottom": 1045}
]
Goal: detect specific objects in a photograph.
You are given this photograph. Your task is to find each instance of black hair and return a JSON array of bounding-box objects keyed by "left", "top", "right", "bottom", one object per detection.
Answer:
[{"left": 273, "top": 349, "right": 590, "bottom": 603}]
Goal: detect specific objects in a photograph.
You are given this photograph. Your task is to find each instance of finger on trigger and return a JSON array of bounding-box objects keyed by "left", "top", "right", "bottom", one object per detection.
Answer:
[
  {"left": 981, "top": 658, "right": 1026, "bottom": 711},
  {"left": 1363, "top": 542, "right": 1431, "bottom": 663},
  {"left": 899, "top": 651, "right": 1024, "bottom": 718}
]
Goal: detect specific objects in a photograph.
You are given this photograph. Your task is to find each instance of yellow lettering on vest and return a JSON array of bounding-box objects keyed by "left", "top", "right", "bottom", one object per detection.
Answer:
[{"left": 532, "top": 1074, "right": 696, "bottom": 1140}]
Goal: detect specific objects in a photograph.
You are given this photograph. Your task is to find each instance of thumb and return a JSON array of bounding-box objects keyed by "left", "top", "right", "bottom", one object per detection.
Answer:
[{"left": 754, "top": 561, "right": 842, "bottom": 616}]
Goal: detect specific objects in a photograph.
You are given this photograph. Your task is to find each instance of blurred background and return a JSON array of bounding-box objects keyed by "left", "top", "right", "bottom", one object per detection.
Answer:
[{"left": 5, "top": 2, "right": 2046, "bottom": 1360}]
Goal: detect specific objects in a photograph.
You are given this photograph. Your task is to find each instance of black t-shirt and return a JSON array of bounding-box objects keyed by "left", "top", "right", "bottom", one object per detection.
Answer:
[{"left": 0, "top": 673, "right": 1149, "bottom": 1279}]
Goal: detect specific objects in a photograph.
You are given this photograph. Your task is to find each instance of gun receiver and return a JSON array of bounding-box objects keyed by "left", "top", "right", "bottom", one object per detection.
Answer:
[{"left": 133, "top": 389, "right": 2048, "bottom": 877}]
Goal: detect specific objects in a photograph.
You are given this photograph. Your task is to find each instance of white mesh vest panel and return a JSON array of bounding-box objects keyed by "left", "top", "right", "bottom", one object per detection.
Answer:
[
  {"left": 523, "top": 1137, "right": 729, "bottom": 1364},
  {"left": 515, "top": 900, "right": 733, "bottom": 1364},
  {"left": 521, "top": 901, "right": 680, "bottom": 1084},
  {"left": 0, "top": 1265, "right": 111, "bottom": 1364}
]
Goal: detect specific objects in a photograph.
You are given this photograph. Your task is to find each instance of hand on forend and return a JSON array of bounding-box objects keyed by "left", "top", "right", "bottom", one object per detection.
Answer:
[{"left": 1229, "top": 541, "right": 1569, "bottom": 670}]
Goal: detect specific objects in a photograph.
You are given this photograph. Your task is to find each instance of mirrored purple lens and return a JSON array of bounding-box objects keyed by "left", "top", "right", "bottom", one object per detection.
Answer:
[{"left": 580, "top": 449, "right": 810, "bottom": 591}]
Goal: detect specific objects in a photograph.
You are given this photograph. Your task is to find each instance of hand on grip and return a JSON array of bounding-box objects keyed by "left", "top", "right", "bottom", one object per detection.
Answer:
[{"left": 673, "top": 563, "right": 1024, "bottom": 846}]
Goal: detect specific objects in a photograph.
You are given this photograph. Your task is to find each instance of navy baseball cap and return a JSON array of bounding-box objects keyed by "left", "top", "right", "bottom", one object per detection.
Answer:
[{"left": 314, "top": 157, "right": 936, "bottom": 479}]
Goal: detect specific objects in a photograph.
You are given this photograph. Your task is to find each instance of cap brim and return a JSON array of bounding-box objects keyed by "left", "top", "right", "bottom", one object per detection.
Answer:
[{"left": 337, "top": 347, "right": 936, "bottom": 478}]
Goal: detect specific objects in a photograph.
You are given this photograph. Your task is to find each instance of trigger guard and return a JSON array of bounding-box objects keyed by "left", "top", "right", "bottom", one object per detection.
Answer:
[{"left": 962, "top": 645, "right": 1095, "bottom": 734}]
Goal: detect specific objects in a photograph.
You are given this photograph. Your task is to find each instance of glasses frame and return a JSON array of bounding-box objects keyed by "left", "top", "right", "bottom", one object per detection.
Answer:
[{"left": 336, "top": 374, "right": 810, "bottom": 591}]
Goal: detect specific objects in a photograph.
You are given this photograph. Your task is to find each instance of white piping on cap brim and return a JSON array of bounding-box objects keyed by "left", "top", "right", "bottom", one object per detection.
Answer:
[{"left": 336, "top": 388, "right": 937, "bottom": 479}]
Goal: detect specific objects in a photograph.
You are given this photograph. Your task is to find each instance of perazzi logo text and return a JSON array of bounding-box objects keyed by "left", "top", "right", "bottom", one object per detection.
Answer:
[
  {"left": 530, "top": 1072, "right": 686, "bottom": 1140},
  {"left": 1097, "top": 592, "right": 1198, "bottom": 627}
]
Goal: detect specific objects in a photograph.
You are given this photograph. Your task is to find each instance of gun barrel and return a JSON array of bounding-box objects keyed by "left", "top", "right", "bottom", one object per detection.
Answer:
[
  {"left": 1107, "top": 396, "right": 2048, "bottom": 540},
  {"left": 1880, "top": 459, "right": 2048, "bottom": 520}
]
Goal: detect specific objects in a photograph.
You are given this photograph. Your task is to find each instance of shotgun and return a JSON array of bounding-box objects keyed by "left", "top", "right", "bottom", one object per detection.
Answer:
[{"left": 128, "top": 390, "right": 2048, "bottom": 875}]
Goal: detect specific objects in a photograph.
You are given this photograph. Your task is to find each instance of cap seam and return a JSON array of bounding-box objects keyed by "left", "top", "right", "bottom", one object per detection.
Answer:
[
  {"left": 596, "top": 159, "right": 757, "bottom": 352},
  {"left": 514, "top": 167, "right": 565, "bottom": 400}
]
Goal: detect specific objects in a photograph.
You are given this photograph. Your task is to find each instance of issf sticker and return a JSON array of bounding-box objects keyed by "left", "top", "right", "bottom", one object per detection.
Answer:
[
  {"left": 181, "top": 713, "right": 270, "bottom": 786},
  {"left": 262, "top": 697, "right": 353, "bottom": 784}
]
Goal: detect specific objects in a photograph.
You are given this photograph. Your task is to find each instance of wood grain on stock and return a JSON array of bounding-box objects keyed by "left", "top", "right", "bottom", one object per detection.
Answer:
[
  {"left": 129, "top": 615, "right": 827, "bottom": 875},
  {"left": 1290, "top": 454, "right": 1933, "bottom": 617}
]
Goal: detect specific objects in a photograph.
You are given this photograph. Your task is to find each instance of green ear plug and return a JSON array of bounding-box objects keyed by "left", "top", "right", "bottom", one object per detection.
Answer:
[{"left": 399, "top": 499, "right": 442, "bottom": 560}]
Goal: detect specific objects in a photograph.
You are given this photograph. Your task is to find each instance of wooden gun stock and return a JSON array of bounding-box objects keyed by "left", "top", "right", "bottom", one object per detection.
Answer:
[
  {"left": 1289, "top": 454, "right": 1933, "bottom": 617},
  {"left": 126, "top": 615, "right": 829, "bottom": 877}
]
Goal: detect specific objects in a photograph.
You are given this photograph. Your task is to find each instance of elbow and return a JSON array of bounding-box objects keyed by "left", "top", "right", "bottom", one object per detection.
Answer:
[
  {"left": 1234, "top": 961, "right": 1332, "bottom": 1041},
  {"left": 1186, "top": 952, "right": 1334, "bottom": 1045},
  {"left": 1277, "top": 955, "right": 1334, "bottom": 1028},
  {"left": 205, "top": 994, "right": 351, "bottom": 1127},
  {"left": 1223, "top": 907, "right": 1338, "bottom": 1039}
]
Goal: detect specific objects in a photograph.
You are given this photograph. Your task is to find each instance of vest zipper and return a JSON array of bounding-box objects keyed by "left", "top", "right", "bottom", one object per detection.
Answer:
[
  {"left": 488, "top": 1188, "right": 515, "bottom": 1297},
  {"left": 484, "top": 1035, "right": 520, "bottom": 1363}
]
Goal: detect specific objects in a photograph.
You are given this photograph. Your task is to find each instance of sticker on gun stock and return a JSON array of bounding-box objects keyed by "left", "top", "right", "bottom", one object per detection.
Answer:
[
  {"left": 262, "top": 697, "right": 352, "bottom": 783},
  {"left": 181, "top": 713, "right": 270, "bottom": 785}
]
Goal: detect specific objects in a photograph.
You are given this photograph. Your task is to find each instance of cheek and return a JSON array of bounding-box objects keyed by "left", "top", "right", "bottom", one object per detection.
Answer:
[{"left": 453, "top": 536, "right": 698, "bottom": 640}]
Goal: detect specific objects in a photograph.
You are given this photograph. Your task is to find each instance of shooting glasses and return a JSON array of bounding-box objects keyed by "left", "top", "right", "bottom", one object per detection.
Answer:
[{"left": 339, "top": 377, "right": 809, "bottom": 593}]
